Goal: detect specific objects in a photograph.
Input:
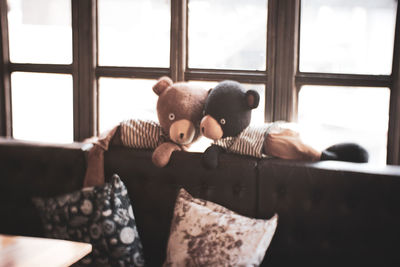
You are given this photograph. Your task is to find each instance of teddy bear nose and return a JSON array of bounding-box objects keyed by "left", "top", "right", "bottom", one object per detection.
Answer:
[
  {"left": 180, "top": 133, "right": 184, "bottom": 139},
  {"left": 201, "top": 127, "right": 205, "bottom": 133}
]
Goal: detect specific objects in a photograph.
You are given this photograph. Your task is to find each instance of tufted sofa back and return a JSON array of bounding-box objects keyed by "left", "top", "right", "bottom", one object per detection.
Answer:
[
  {"left": 0, "top": 138, "right": 87, "bottom": 236},
  {"left": 1, "top": 138, "right": 400, "bottom": 267},
  {"left": 257, "top": 160, "right": 400, "bottom": 266},
  {"left": 104, "top": 147, "right": 259, "bottom": 266},
  {"left": 104, "top": 145, "right": 400, "bottom": 267}
]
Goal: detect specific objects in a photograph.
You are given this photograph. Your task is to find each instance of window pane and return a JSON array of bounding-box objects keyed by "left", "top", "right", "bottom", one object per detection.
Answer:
[
  {"left": 300, "top": 0, "right": 397, "bottom": 75},
  {"left": 98, "top": 0, "right": 170, "bottom": 67},
  {"left": 7, "top": 0, "right": 72, "bottom": 64},
  {"left": 189, "top": 81, "right": 266, "bottom": 125},
  {"left": 298, "top": 86, "right": 390, "bottom": 165},
  {"left": 188, "top": 0, "right": 268, "bottom": 70},
  {"left": 11, "top": 72, "right": 73, "bottom": 143},
  {"left": 99, "top": 78, "right": 159, "bottom": 133}
]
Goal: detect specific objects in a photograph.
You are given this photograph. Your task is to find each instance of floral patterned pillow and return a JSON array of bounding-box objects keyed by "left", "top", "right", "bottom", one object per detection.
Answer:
[
  {"left": 33, "top": 174, "right": 145, "bottom": 267},
  {"left": 164, "top": 188, "right": 278, "bottom": 267}
]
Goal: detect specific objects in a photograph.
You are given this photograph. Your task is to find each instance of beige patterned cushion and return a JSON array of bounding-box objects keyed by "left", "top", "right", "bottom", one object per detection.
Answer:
[{"left": 164, "top": 188, "right": 278, "bottom": 267}]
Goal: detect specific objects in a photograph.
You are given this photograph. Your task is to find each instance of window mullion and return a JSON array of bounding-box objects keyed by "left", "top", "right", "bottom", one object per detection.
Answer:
[
  {"left": 295, "top": 73, "right": 391, "bottom": 88},
  {"left": 265, "top": 0, "right": 278, "bottom": 122},
  {"left": 271, "top": 0, "right": 300, "bottom": 122},
  {"left": 72, "top": 0, "right": 97, "bottom": 141},
  {"left": 170, "top": 0, "right": 187, "bottom": 82}
]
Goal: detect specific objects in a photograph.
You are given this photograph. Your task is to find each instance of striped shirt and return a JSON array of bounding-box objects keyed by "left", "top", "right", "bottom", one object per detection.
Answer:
[
  {"left": 120, "top": 119, "right": 167, "bottom": 149},
  {"left": 214, "top": 122, "right": 286, "bottom": 158}
]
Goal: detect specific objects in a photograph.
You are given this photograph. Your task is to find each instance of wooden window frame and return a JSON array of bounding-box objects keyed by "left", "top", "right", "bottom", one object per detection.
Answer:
[
  {"left": 0, "top": 0, "right": 11, "bottom": 137},
  {"left": 388, "top": 1, "right": 400, "bottom": 165},
  {"left": 0, "top": 0, "right": 399, "bottom": 165}
]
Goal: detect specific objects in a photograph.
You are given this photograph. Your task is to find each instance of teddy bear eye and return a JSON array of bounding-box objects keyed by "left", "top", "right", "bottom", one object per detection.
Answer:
[
  {"left": 169, "top": 113, "right": 175, "bottom": 121},
  {"left": 220, "top": 118, "right": 226, "bottom": 125}
]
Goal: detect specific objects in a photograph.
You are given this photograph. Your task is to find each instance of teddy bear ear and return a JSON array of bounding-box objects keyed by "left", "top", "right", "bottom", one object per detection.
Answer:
[
  {"left": 153, "top": 76, "right": 173, "bottom": 96},
  {"left": 245, "top": 90, "right": 260, "bottom": 109}
]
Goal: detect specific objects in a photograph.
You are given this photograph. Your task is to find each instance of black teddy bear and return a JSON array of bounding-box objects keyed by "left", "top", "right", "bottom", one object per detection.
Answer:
[{"left": 200, "top": 80, "right": 369, "bottom": 169}]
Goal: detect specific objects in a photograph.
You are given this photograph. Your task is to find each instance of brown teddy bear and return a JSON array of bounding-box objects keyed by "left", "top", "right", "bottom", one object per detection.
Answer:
[
  {"left": 149, "top": 76, "right": 207, "bottom": 167},
  {"left": 84, "top": 76, "right": 208, "bottom": 186}
]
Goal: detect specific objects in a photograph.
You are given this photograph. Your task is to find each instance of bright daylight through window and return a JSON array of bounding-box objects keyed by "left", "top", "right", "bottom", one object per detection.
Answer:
[
  {"left": 4, "top": 0, "right": 399, "bottom": 165},
  {"left": 298, "top": 0, "right": 397, "bottom": 165}
]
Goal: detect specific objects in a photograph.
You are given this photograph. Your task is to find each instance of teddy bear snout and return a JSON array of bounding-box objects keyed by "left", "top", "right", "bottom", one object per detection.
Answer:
[
  {"left": 200, "top": 115, "right": 223, "bottom": 140},
  {"left": 169, "top": 119, "right": 196, "bottom": 145}
]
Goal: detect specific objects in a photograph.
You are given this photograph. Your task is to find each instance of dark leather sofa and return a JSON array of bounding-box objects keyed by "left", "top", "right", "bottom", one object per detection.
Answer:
[{"left": 1, "top": 137, "right": 400, "bottom": 266}]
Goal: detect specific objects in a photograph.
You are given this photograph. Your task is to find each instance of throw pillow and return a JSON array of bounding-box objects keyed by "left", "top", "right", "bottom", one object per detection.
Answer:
[
  {"left": 164, "top": 188, "right": 278, "bottom": 267},
  {"left": 33, "top": 174, "right": 145, "bottom": 267}
]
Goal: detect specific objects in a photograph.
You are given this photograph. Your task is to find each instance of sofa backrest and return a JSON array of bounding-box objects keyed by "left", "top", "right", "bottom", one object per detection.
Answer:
[
  {"left": 1, "top": 138, "right": 400, "bottom": 267},
  {"left": 104, "top": 146, "right": 260, "bottom": 266},
  {"left": 257, "top": 160, "right": 400, "bottom": 267},
  {"left": 104, "top": 145, "right": 400, "bottom": 267},
  {"left": 0, "top": 138, "right": 88, "bottom": 236}
]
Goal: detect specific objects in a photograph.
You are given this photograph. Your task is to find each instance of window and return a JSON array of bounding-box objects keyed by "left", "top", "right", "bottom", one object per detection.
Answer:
[
  {"left": 300, "top": 0, "right": 397, "bottom": 75},
  {"left": 0, "top": 0, "right": 399, "bottom": 165},
  {"left": 11, "top": 72, "right": 73, "bottom": 143},
  {"left": 7, "top": 0, "right": 72, "bottom": 64},
  {"left": 96, "top": 0, "right": 169, "bottom": 133},
  {"left": 97, "top": 0, "right": 170, "bottom": 67},
  {"left": 297, "top": 0, "right": 398, "bottom": 165},
  {"left": 298, "top": 86, "right": 390, "bottom": 165},
  {"left": 188, "top": 0, "right": 267, "bottom": 70},
  {"left": 185, "top": 0, "right": 269, "bottom": 127},
  {"left": 98, "top": 78, "right": 158, "bottom": 133},
  {"left": 5, "top": 0, "right": 73, "bottom": 143}
]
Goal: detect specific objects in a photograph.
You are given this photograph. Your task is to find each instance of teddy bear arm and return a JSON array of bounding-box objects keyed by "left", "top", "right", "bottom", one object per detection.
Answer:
[
  {"left": 202, "top": 145, "right": 226, "bottom": 169},
  {"left": 264, "top": 130, "right": 321, "bottom": 161},
  {"left": 152, "top": 142, "right": 182, "bottom": 168}
]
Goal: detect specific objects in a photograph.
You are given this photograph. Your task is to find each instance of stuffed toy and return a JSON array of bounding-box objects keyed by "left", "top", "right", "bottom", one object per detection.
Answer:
[
  {"left": 200, "top": 80, "right": 369, "bottom": 169},
  {"left": 132, "top": 76, "right": 207, "bottom": 167},
  {"left": 84, "top": 76, "right": 208, "bottom": 186}
]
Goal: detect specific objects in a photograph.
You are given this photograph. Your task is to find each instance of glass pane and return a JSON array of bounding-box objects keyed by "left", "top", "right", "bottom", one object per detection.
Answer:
[
  {"left": 98, "top": 0, "right": 170, "bottom": 67},
  {"left": 298, "top": 86, "right": 390, "bottom": 165},
  {"left": 11, "top": 72, "right": 73, "bottom": 143},
  {"left": 300, "top": 0, "right": 397, "bottom": 75},
  {"left": 188, "top": 0, "right": 268, "bottom": 70},
  {"left": 98, "top": 78, "right": 159, "bottom": 133},
  {"left": 7, "top": 0, "right": 72, "bottom": 64},
  {"left": 189, "top": 81, "right": 266, "bottom": 125}
]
